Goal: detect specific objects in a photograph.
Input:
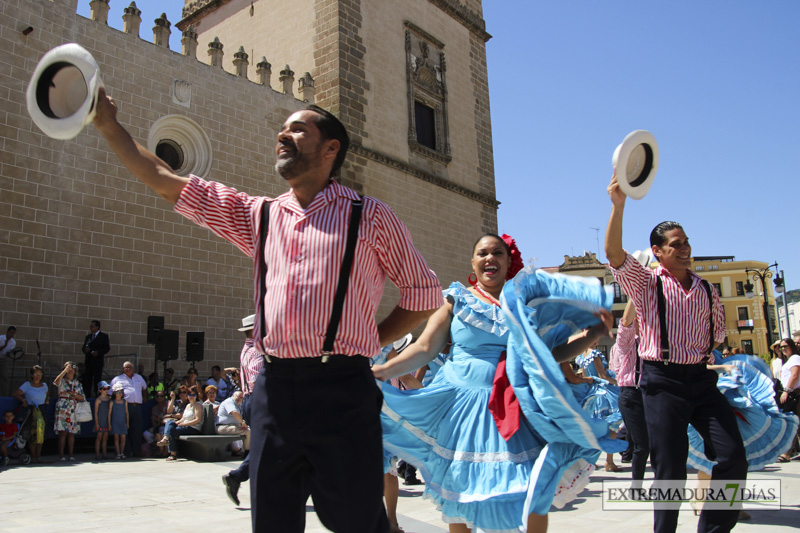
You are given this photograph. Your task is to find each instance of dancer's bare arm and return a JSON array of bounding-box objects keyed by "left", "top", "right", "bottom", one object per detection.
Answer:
[{"left": 93, "top": 88, "right": 189, "bottom": 204}]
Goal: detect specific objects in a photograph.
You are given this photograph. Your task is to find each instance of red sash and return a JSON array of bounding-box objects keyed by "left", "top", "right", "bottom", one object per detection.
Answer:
[{"left": 488, "top": 350, "right": 521, "bottom": 440}]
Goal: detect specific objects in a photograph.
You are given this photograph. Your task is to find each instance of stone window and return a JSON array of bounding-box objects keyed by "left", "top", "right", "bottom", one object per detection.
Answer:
[
  {"left": 405, "top": 22, "right": 451, "bottom": 164},
  {"left": 156, "top": 139, "right": 185, "bottom": 171},
  {"left": 147, "top": 115, "right": 213, "bottom": 178}
]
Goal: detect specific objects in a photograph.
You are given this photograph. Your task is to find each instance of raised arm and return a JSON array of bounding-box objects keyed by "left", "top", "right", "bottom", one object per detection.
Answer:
[
  {"left": 604, "top": 171, "right": 627, "bottom": 269},
  {"left": 93, "top": 88, "right": 189, "bottom": 204}
]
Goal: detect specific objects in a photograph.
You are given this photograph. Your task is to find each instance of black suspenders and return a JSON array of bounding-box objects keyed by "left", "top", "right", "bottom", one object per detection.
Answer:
[
  {"left": 322, "top": 198, "right": 363, "bottom": 358},
  {"left": 254, "top": 197, "right": 364, "bottom": 362},
  {"left": 655, "top": 275, "right": 715, "bottom": 363}
]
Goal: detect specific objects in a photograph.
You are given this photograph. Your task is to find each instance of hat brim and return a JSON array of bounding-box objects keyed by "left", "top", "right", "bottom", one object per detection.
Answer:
[
  {"left": 612, "top": 130, "right": 659, "bottom": 200},
  {"left": 393, "top": 334, "right": 413, "bottom": 353},
  {"left": 632, "top": 249, "right": 655, "bottom": 268},
  {"left": 237, "top": 325, "right": 254, "bottom": 332},
  {"left": 26, "top": 43, "right": 104, "bottom": 140}
]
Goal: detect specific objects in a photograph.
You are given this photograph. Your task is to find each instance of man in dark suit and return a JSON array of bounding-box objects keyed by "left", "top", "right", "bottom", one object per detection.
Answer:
[{"left": 82, "top": 320, "right": 110, "bottom": 397}]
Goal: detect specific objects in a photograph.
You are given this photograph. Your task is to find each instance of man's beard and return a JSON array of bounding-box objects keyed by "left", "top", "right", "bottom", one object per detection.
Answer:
[{"left": 275, "top": 143, "right": 319, "bottom": 180}]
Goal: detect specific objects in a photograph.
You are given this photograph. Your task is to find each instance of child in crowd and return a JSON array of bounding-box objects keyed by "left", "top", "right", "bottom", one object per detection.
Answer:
[
  {"left": 1, "top": 410, "right": 19, "bottom": 467},
  {"left": 94, "top": 381, "right": 112, "bottom": 460},
  {"left": 109, "top": 384, "right": 129, "bottom": 459}
]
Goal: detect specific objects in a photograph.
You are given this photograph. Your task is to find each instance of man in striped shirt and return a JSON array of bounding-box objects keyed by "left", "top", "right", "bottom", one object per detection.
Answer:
[
  {"left": 93, "top": 89, "right": 442, "bottom": 532},
  {"left": 605, "top": 172, "right": 746, "bottom": 533},
  {"left": 222, "top": 314, "right": 262, "bottom": 506}
]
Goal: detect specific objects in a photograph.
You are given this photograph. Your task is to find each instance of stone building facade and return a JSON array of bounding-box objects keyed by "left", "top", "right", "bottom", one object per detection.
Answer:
[{"left": 0, "top": 0, "right": 497, "bottom": 383}]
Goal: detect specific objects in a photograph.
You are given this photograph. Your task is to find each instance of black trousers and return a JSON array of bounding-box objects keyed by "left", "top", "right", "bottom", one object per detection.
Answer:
[
  {"left": 124, "top": 404, "right": 144, "bottom": 457},
  {"left": 618, "top": 386, "right": 649, "bottom": 484},
  {"left": 249, "top": 355, "right": 389, "bottom": 533},
  {"left": 82, "top": 354, "right": 104, "bottom": 397},
  {"left": 228, "top": 394, "right": 251, "bottom": 483},
  {"left": 641, "top": 361, "right": 747, "bottom": 533}
]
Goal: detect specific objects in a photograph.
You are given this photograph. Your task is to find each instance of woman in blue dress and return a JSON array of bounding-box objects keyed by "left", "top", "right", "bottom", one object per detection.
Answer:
[
  {"left": 688, "top": 351, "right": 799, "bottom": 473},
  {"left": 562, "top": 347, "right": 624, "bottom": 471},
  {"left": 373, "top": 234, "right": 623, "bottom": 533}
]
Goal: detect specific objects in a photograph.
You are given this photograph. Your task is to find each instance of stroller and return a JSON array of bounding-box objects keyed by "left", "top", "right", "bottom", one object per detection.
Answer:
[{"left": 4, "top": 407, "right": 33, "bottom": 465}]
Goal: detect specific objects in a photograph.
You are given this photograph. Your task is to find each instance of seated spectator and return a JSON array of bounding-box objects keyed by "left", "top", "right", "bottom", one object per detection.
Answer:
[
  {"left": 164, "top": 386, "right": 188, "bottom": 422},
  {"left": 1, "top": 410, "right": 19, "bottom": 467},
  {"left": 206, "top": 366, "right": 231, "bottom": 401},
  {"left": 216, "top": 391, "right": 250, "bottom": 457},
  {"left": 144, "top": 391, "right": 169, "bottom": 458},
  {"left": 204, "top": 385, "right": 220, "bottom": 416},
  {"left": 158, "top": 385, "right": 204, "bottom": 461},
  {"left": 146, "top": 372, "right": 164, "bottom": 399},
  {"left": 12, "top": 365, "right": 49, "bottom": 463},
  {"left": 181, "top": 368, "right": 205, "bottom": 401}
]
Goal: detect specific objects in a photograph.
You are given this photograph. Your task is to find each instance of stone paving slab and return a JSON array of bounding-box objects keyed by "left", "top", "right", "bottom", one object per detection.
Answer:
[{"left": 1, "top": 454, "right": 798, "bottom": 532}]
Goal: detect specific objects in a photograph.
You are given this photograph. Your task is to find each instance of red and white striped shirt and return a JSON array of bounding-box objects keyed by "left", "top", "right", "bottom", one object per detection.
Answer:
[
  {"left": 609, "top": 322, "right": 638, "bottom": 387},
  {"left": 611, "top": 253, "right": 724, "bottom": 365},
  {"left": 175, "top": 176, "right": 442, "bottom": 359},
  {"left": 239, "top": 338, "right": 263, "bottom": 395}
]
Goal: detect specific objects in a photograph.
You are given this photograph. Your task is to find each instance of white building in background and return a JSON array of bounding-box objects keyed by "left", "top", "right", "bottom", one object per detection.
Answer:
[{"left": 778, "top": 301, "right": 800, "bottom": 339}]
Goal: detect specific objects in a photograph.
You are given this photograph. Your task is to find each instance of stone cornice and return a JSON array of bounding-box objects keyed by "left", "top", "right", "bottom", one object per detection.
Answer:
[
  {"left": 427, "top": 0, "right": 492, "bottom": 42},
  {"left": 350, "top": 143, "right": 498, "bottom": 208},
  {"left": 177, "top": 0, "right": 233, "bottom": 31}
]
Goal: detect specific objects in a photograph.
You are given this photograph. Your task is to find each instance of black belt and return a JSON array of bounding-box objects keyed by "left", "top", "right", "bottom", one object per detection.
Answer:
[{"left": 264, "top": 354, "right": 369, "bottom": 377}]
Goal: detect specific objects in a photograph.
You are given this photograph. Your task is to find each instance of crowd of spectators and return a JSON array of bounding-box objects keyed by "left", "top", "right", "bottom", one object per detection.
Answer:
[{"left": 2, "top": 352, "right": 247, "bottom": 465}]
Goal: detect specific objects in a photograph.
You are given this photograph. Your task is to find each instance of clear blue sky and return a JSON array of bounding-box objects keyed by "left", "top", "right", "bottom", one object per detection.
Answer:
[{"left": 77, "top": 1, "right": 799, "bottom": 289}]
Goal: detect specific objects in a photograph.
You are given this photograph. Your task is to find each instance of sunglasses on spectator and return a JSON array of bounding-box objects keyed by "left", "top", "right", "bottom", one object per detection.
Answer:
[
  {"left": 100, "top": 387, "right": 109, "bottom": 390},
  {"left": 781, "top": 345, "right": 790, "bottom": 349},
  {"left": 188, "top": 393, "right": 197, "bottom": 397}
]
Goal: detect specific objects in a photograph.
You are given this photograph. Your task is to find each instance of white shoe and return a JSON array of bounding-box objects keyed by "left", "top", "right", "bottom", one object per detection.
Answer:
[
  {"left": 59, "top": 457, "right": 66, "bottom": 462},
  {"left": 69, "top": 456, "right": 76, "bottom": 461}
]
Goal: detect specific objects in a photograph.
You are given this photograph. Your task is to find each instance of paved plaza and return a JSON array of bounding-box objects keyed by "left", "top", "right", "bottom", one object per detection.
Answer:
[{"left": 1, "top": 453, "right": 798, "bottom": 532}]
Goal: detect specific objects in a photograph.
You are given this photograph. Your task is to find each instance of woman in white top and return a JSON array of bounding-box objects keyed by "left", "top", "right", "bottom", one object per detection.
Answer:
[
  {"left": 159, "top": 385, "right": 204, "bottom": 461},
  {"left": 778, "top": 338, "right": 800, "bottom": 462},
  {"left": 770, "top": 341, "right": 784, "bottom": 383}
]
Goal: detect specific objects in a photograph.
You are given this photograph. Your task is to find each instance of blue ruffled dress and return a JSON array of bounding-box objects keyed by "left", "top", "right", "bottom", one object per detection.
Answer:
[
  {"left": 687, "top": 352, "right": 799, "bottom": 473},
  {"left": 381, "top": 269, "right": 626, "bottom": 532},
  {"left": 570, "top": 350, "right": 623, "bottom": 431}
]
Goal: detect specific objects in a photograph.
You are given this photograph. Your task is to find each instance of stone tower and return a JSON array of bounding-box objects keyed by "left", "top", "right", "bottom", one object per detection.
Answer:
[{"left": 178, "top": 0, "right": 498, "bottom": 253}]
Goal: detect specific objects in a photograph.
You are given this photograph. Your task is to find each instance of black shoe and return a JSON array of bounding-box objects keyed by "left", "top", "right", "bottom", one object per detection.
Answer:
[
  {"left": 403, "top": 477, "right": 423, "bottom": 486},
  {"left": 222, "top": 473, "right": 241, "bottom": 506}
]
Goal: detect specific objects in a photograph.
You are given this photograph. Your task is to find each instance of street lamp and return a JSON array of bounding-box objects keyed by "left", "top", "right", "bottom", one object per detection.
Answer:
[
  {"left": 774, "top": 270, "right": 791, "bottom": 338},
  {"left": 744, "top": 262, "right": 781, "bottom": 352}
]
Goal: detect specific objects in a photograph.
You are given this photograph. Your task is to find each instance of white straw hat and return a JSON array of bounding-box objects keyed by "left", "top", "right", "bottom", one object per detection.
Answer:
[
  {"left": 393, "top": 334, "right": 413, "bottom": 354},
  {"left": 238, "top": 314, "right": 256, "bottom": 332},
  {"left": 26, "top": 43, "right": 104, "bottom": 140},
  {"left": 612, "top": 130, "right": 659, "bottom": 200}
]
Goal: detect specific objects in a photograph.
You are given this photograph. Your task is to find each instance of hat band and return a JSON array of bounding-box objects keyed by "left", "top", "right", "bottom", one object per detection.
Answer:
[{"left": 628, "top": 143, "right": 654, "bottom": 187}]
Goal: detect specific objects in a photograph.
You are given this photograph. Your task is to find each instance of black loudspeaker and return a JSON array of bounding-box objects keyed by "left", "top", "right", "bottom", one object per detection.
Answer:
[
  {"left": 147, "top": 316, "right": 165, "bottom": 345},
  {"left": 156, "top": 329, "right": 179, "bottom": 361},
  {"left": 186, "top": 332, "right": 205, "bottom": 362}
]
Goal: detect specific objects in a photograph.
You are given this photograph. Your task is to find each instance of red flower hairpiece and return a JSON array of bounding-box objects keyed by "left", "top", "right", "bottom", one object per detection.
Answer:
[{"left": 501, "top": 234, "right": 524, "bottom": 280}]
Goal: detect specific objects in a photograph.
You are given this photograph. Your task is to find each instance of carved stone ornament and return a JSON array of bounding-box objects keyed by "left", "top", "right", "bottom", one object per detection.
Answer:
[{"left": 173, "top": 79, "right": 192, "bottom": 108}]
